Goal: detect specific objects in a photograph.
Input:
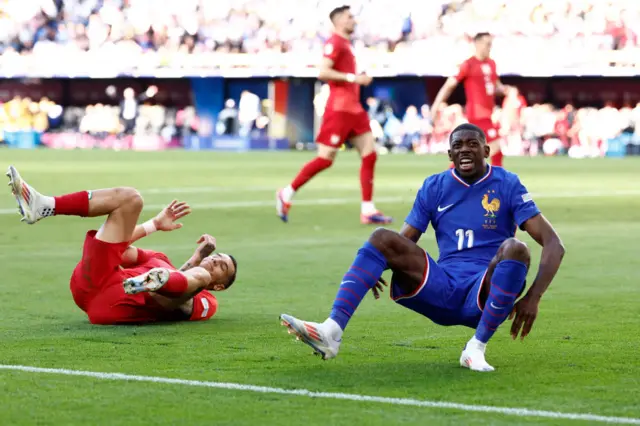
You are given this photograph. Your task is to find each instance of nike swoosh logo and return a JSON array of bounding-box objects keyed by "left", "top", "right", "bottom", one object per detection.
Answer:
[
  {"left": 490, "top": 302, "right": 504, "bottom": 310},
  {"left": 437, "top": 204, "right": 454, "bottom": 212}
]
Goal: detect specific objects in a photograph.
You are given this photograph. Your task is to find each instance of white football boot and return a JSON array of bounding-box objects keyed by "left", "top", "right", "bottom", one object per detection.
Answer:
[
  {"left": 6, "top": 165, "right": 54, "bottom": 224},
  {"left": 123, "top": 267, "right": 171, "bottom": 294},
  {"left": 460, "top": 336, "right": 495, "bottom": 372},
  {"left": 280, "top": 314, "right": 342, "bottom": 360}
]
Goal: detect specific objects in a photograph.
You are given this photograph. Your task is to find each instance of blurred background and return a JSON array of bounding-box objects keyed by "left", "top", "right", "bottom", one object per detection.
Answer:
[{"left": 0, "top": 0, "right": 639, "bottom": 158}]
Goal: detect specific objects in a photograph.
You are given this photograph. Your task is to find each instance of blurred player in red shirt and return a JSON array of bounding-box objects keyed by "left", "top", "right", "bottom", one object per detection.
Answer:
[
  {"left": 276, "top": 5, "right": 392, "bottom": 225},
  {"left": 7, "top": 165, "right": 237, "bottom": 325},
  {"left": 431, "top": 32, "right": 508, "bottom": 167}
]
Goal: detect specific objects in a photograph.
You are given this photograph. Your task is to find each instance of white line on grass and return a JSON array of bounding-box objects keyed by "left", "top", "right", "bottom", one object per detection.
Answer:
[
  {"left": 0, "top": 365, "right": 638, "bottom": 424},
  {"left": 1, "top": 189, "right": 639, "bottom": 216}
]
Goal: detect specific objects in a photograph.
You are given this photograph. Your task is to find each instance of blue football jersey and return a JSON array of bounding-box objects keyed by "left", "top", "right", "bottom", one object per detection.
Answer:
[{"left": 405, "top": 165, "right": 541, "bottom": 279}]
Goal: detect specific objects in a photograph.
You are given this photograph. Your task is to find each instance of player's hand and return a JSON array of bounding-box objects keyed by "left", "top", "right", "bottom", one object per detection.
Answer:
[
  {"left": 194, "top": 234, "right": 217, "bottom": 262},
  {"left": 372, "top": 276, "right": 388, "bottom": 300},
  {"left": 356, "top": 74, "right": 373, "bottom": 86},
  {"left": 154, "top": 200, "right": 191, "bottom": 231},
  {"left": 509, "top": 294, "right": 540, "bottom": 341}
]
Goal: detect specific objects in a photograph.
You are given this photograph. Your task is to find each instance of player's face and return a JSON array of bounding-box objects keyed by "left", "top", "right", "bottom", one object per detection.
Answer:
[
  {"left": 200, "top": 253, "right": 235, "bottom": 291},
  {"left": 475, "top": 36, "right": 492, "bottom": 58},
  {"left": 338, "top": 11, "right": 356, "bottom": 34},
  {"left": 448, "top": 130, "right": 490, "bottom": 178}
]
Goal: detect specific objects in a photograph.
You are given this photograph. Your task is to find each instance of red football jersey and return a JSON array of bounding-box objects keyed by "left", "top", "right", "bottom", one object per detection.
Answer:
[
  {"left": 455, "top": 56, "right": 498, "bottom": 121},
  {"left": 322, "top": 33, "right": 363, "bottom": 113}
]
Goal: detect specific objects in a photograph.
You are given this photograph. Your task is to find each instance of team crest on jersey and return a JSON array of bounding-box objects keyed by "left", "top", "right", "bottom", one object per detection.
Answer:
[
  {"left": 324, "top": 44, "right": 333, "bottom": 55},
  {"left": 481, "top": 64, "right": 492, "bottom": 75},
  {"left": 482, "top": 190, "right": 500, "bottom": 229}
]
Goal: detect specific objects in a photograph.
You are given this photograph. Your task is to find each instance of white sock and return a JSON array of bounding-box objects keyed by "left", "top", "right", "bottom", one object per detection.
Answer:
[
  {"left": 361, "top": 201, "right": 376, "bottom": 215},
  {"left": 323, "top": 317, "right": 344, "bottom": 340},
  {"left": 42, "top": 195, "right": 55, "bottom": 216},
  {"left": 281, "top": 185, "right": 295, "bottom": 203},
  {"left": 468, "top": 335, "right": 487, "bottom": 352}
]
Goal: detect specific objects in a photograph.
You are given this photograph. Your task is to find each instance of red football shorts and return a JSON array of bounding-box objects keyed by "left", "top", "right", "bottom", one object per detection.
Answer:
[
  {"left": 469, "top": 118, "right": 500, "bottom": 143},
  {"left": 69, "top": 231, "right": 213, "bottom": 325},
  {"left": 316, "top": 109, "right": 371, "bottom": 147}
]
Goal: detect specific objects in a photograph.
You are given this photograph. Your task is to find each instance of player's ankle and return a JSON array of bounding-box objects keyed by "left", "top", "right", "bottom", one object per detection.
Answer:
[
  {"left": 469, "top": 335, "right": 487, "bottom": 350},
  {"left": 281, "top": 185, "right": 295, "bottom": 203},
  {"left": 361, "top": 201, "right": 376, "bottom": 215},
  {"left": 323, "top": 317, "right": 343, "bottom": 339}
]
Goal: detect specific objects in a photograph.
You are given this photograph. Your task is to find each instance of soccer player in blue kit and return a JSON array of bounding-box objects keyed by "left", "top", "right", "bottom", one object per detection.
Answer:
[{"left": 280, "top": 123, "right": 566, "bottom": 372}]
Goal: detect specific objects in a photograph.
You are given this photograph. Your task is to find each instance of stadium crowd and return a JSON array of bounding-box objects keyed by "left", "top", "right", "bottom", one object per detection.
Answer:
[
  {"left": 0, "top": 0, "right": 638, "bottom": 73},
  {"left": 366, "top": 91, "right": 640, "bottom": 157},
  {"left": 1, "top": 91, "right": 639, "bottom": 157}
]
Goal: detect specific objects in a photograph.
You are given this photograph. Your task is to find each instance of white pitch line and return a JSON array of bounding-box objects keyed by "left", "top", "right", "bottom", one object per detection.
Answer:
[
  {"left": 0, "top": 365, "right": 638, "bottom": 424},
  {"left": 1, "top": 189, "right": 639, "bottom": 216}
]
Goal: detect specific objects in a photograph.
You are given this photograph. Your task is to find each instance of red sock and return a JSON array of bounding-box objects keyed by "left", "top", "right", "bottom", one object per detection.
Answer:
[
  {"left": 54, "top": 191, "right": 90, "bottom": 217},
  {"left": 490, "top": 151, "right": 503, "bottom": 167},
  {"left": 360, "top": 152, "right": 377, "bottom": 202},
  {"left": 291, "top": 157, "right": 333, "bottom": 191},
  {"left": 156, "top": 271, "right": 189, "bottom": 298}
]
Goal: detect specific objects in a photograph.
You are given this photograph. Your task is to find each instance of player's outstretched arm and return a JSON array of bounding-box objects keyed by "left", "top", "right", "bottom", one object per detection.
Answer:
[
  {"left": 430, "top": 76, "right": 459, "bottom": 119},
  {"left": 130, "top": 200, "right": 191, "bottom": 244},
  {"left": 510, "top": 214, "right": 566, "bottom": 339},
  {"left": 495, "top": 80, "right": 508, "bottom": 96},
  {"left": 179, "top": 234, "right": 217, "bottom": 271}
]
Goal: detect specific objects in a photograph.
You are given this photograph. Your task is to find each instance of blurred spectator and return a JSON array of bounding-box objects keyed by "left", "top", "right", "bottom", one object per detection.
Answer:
[
  {"left": 238, "top": 90, "right": 260, "bottom": 137},
  {"left": 106, "top": 85, "right": 158, "bottom": 134},
  {"left": 216, "top": 98, "right": 239, "bottom": 135}
]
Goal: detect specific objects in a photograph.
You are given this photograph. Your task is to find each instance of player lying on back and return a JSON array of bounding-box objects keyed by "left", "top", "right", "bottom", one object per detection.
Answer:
[
  {"left": 276, "top": 5, "right": 392, "bottom": 225},
  {"left": 6, "top": 166, "right": 237, "bottom": 325},
  {"left": 281, "top": 123, "right": 565, "bottom": 372}
]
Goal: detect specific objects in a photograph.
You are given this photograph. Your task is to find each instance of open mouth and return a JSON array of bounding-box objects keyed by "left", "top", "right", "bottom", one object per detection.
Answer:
[{"left": 459, "top": 157, "right": 474, "bottom": 172}]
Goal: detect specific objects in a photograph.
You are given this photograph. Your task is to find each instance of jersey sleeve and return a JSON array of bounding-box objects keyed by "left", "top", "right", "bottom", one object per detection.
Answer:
[
  {"left": 323, "top": 40, "right": 341, "bottom": 63},
  {"left": 404, "top": 177, "right": 434, "bottom": 233},
  {"left": 189, "top": 291, "right": 218, "bottom": 321},
  {"left": 454, "top": 59, "right": 470, "bottom": 82},
  {"left": 510, "top": 176, "right": 541, "bottom": 229}
]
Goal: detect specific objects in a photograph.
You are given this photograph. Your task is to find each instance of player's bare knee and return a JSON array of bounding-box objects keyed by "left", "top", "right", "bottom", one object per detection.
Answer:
[
  {"left": 317, "top": 144, "right": 338, "bottom": 161},
  {"left": 116, "top": 187, "right": 144, "bottom": 213},
  {"left": 368, "top": 228, "right": 404, "bottom": 258},
  {"left": 500, "top": 238, "right": 530, "bottom": 264}
]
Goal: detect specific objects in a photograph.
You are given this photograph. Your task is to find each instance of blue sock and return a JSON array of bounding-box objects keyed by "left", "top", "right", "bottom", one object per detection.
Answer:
[
  {"left": 475, "top": 260, "right": 528, "bottom": 343},
  {"left": 330, "top": 242, "right": 387, "bottom": 330}
]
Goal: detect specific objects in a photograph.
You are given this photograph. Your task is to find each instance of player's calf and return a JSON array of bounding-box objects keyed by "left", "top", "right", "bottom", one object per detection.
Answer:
[
  {"left": 6, "top": 165, "right": 144, "bottom": 226},
  {"left": 280, "top": 228, "right": 427, "bottom": 360},
  {"left": 461, "top": 238, "right": 530, "bottom": 372}
]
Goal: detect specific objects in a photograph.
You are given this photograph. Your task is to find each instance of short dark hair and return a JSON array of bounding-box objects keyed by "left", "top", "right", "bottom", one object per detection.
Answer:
[
  {"left": 329, "top": 5, "right": 350, "bottom": 22},
  {"left": 449, "top": 123, "right": 486, "bottom": 145},
  {"left": 225, "top": 254, "right": 238, "bottom": 289},
  {"left": 474, "top": 32, "right": 491, "bottom": 41}
]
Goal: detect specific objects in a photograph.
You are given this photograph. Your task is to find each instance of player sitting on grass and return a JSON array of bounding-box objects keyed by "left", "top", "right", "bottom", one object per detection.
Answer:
[
  {"left": 6, "top": 165, "right": 237, "bottom": 325},
  {"left": 281, "top": 123, "right": 565, "bottom": 372}
]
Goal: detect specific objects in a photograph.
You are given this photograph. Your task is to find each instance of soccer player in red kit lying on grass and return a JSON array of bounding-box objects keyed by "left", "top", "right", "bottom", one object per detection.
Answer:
[{"left": 6, "top": 165, "right": 237, "bottom": 325}]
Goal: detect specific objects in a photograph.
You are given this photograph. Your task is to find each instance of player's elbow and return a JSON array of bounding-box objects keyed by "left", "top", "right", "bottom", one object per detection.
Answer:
[
  {"left": 317, "top": 69, "right": 330, "bottom": 82},
  {"left": 546, "top": 232, "right": 566, "bottom": 260},
  {"left": 189, "top": 267, "right": 212, "bottom": 288}
]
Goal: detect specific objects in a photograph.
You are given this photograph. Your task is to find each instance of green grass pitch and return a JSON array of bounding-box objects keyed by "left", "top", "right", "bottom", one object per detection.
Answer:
[{"left": 0, "top": 149, "right": 639, "bottom": 425}]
